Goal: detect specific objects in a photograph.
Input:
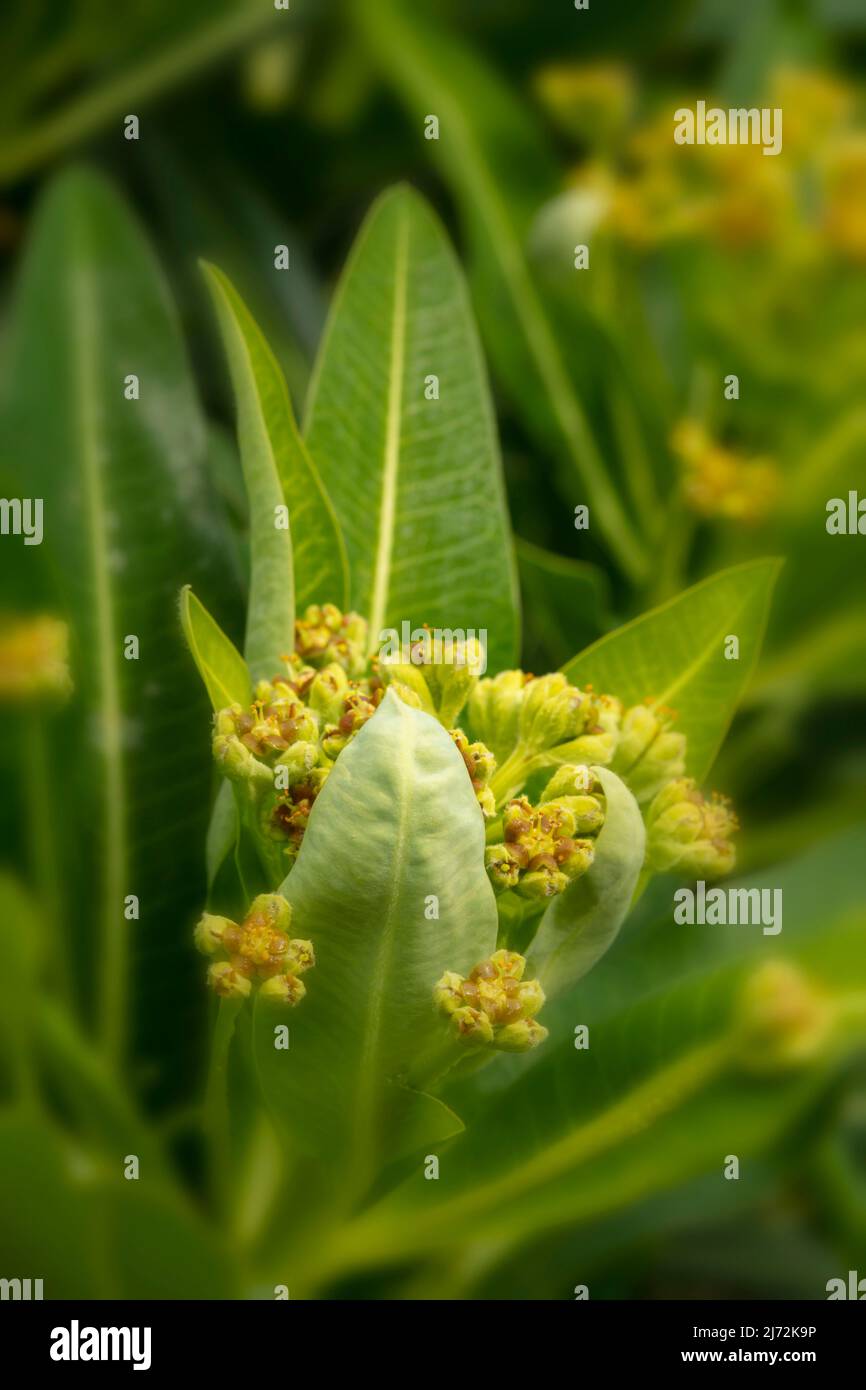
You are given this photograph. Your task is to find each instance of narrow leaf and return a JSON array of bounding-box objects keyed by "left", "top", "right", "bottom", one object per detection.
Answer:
[
  {"left": 356, "top": 0, "right": 649, "bottom": 582},
  {"left": 0, "top": 167, "right": 231, "bottom": 1077},
  {"left": 180, "top": 584, "right": 250, "bottom": 712}
]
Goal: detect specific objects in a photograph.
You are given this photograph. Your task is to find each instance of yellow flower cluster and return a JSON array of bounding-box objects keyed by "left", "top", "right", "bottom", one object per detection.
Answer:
[
  {"left": 194, "top": 893, "right": 314, "bottom": 1004},
  {"left": 434, "top": 950, "right": 548, "bottom": 1052}
]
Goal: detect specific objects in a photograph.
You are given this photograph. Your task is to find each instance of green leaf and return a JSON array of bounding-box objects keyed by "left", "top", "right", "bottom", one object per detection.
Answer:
[
  {"left": 516, "top": 537, "right": 611, "bottom": 671},
  {"left": 202, "top": 262, "right": 294, "bottom": 680},
  {"left": 0, "top": 166, "right": 230, "bottom": 1082},
  {"left": 528, "top": 767, "right": 645, "bottom": 1000},
  {"left": 0, "top": 1, "right": 281, "bottom": 187},
  {"left": 180, "top": 584, "right": 250, "bottom": 711},
  {"left": 303, "top": 185, "right": 520, "bottom": 673},
  {"left": 562, "top": 559, "right": 782, "bottom": 781},
  {"left": 253, "top": 691, "right": 498, "bottom": 1183},
  {"left": 356, "top": 0, "right": 649, "bottom": 583},
  {"left": 0, "top": 1114, "right": 107, "bottom": 1297},
  {"left": 0, "top": 873, "right": 42, "bottom": 1101},
  {"left": 202, "top": 263, "right": 349, "bottom": 642},
  {"left": 206, "top": 781, "right": 240, "bottom": 892},
  {"left": 330, "top": 826, "right": 866, "bottom": 1272},
  {"left": 101, "top": 1180, "right": 239, "bottom": 1299}
]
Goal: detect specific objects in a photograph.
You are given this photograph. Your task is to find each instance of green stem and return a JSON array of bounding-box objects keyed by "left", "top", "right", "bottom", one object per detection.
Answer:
[
  {"left": 490, "top": 745, "right": 537, "bottom": 805},
  {"left": 24, "top": 714, "right": 72, "bottom": 1006},
  {"left": 204, "top": 997, "right": 242, "bottom": 1213},
  {"left": 324, "top": 1035, "right": 732, "bottom": 1276},
  {"left": 0, "top": 4, "right": 280, "bottom": 185}
]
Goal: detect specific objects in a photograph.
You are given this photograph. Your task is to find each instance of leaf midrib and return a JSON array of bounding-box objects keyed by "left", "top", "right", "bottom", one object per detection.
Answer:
[
  {"left": 367, "top": 201, "right": 409, "bottom": 650},
  {"left": 349, "top": 708, "right": 413, "bottom": 1180}
]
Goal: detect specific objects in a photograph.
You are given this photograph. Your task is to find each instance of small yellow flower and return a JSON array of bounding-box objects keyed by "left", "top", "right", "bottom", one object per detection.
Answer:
[
  {"left": 434, "top": 951, "right": 548, "bottom": 1052},
  {"left": 671, "top": 419, "right": 781, "bottom": 524},
  {"left": 194, "top": 894, "right": 314, "bottom": 1005},
  {"left": 0, "top": 616, "right": 72, "bottom": 703}
]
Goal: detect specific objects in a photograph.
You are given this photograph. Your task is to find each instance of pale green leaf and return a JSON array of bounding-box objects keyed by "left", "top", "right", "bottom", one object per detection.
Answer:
[
  {"left": 563, "top": 559, "right": 782, "bottom": 780},
  {"left": 528, "top": 767, "right": 645, "bottom": 1000},
  {"left": 203, "top": 259, "right": 294, "bottom": 679},
  {"left": 202, "top": 263, "right": 349, "bottom": 629},
  {"left": 304, "top": 185, "right": 520, "bottom": 673},
  {"left": 180, "top": 584, "right": 250, "bottom": 711},
  {"left": 253, "top": 691, "right": 498, "bottom": 1181}
]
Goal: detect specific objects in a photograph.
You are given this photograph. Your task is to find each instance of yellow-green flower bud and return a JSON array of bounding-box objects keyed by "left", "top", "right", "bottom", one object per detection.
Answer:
[
  {"left": 519, "top": 674, "right": 588, "bottom": 753},
  {"left": 611, "top": 702, "right": 687, "bottom": 802},
  {"left": 489, "top": 949, "right": 525, "bottom": 980},
  {"left": 308, "top": 663, "right": 350, "bottom": 724},
  {"left": 212, "top": 732, "right": 272, "bottom": 786},
  {"left": 515, "top": 863, "right": 569, "bottom": 899},
  {"left": 485, "top": 843, "right": 521, "bottom": 892},
  {"left": 284, "top": 938, "right": 315, "bottom": 975},
  {"left": 246, "top": 893, "right": 292, "bottom": 935},
  {"left": 516, "top": 978, "right": 545, "bottom": 1018},
  {"left": 468, "top": 669, "right": 529, "bottom": 762},
  {"left": 645, "top": 778, "right": 737, "bottom": 878},
  {"left": 433, "top": 970, "right": 469, "bottom": 1015},
  {"left": 320, "top": 684, "right": 383, "bottom": 758},
  {"left": 450, "top": 1005, "right": 495, "bottom": 1044},
  {"left": 554, "top": 692, "right": 622, "bottom": 766},
  {"left": 733, "top": 961, "right": 834, "bottom": 1073},
  {"left": 274, "top": 740, "right": 319, "bottom": 785},
  {"left": 451, "top": 729, "right": 497, "bottom": 819},
  {"left": 194, "top": 913, "right": 233, "bottom": 956},
  {"left": 541, "top": 765, "right": 606, "bottom": 834},
  {"left": 259, "top": 972, "right": 307, "bottom": 1006},
  {"left": 493, "top": 1017, "right": 549, "bottom": 1052},
  {"left": 208, "top": 961, "right": 252, "bottom": 1000},
  {"left": 294, "top": 604, "right": 368, "bottom": 677}
]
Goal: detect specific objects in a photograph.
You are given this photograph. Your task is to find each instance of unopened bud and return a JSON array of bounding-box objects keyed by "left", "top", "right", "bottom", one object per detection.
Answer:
[
  {"left": 259, "top": 972, "right": 306, "bottom": 1006},
  {"left": 645, "top": 778, "right": 737, "bottom": 878},
  {"left": 611, "top": 703, "right": 686, "bottom": 802},
  {"left": 294, "top": 604, "right": 367, "bottom": 677},
  {"left": 493, "top": 1017, "right": 549, "bottom": 1052},
  {"left": 208, "top": 961, "right": 252, "bottom": 999},
  {"left": 451, "top": 729, "right": 497, "bottom": 818},
  {"left": 194, "top": 913, "right": 232, "bottom": 956},
  {"left": 484, "top": 843, "right": 521, "bottom": 892},
  {"left": 308, "top": 663, "right": 350, "bottom": 724},
  {"left": 733, "top": 961, "right": 833, "bottom": 1073},
  {"left": 468, "top": 669, "right": 529, "bottom": 761},
  {"left": 451, "top": 1005, "right": 495, "bottom": 1045}
]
